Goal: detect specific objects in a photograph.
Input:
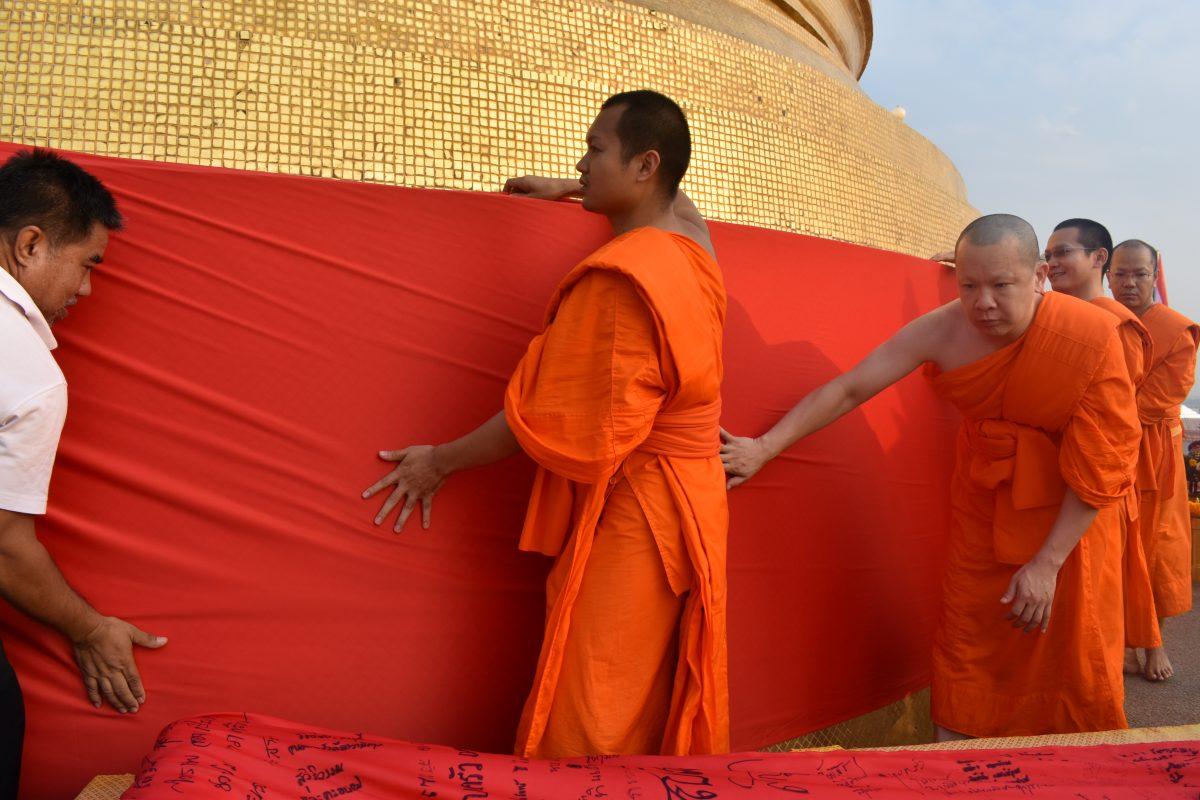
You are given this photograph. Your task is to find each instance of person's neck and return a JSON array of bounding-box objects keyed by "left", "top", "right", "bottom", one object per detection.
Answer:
[
  {"left": 607, "top": 197, "right": 675, "bottom": 239},
  {"left": 1066, "top": 277, "right": 1104, "bottom": 302},
  {"left": 0, "top": 241, "right": 16, "bottom": 279},
  {"left": 1132, "top": 300, "right": 1156, "bottom": 318}
]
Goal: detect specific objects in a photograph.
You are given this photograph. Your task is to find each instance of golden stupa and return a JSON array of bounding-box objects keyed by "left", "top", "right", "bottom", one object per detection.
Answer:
[{"left": 0, "top": 0, "right": 974, "bottom": 257}]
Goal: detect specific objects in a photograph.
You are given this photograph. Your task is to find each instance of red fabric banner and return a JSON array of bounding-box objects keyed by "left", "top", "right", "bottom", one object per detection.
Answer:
[
  {"left": 124, "top": 713, "right": 1200, "bottom": 798},
  {"left": 1155, "top": 251, "right": 1169, "bottom": 306},
  {"left": 0, "top": 143, "right": 959, "bottom": 798}
]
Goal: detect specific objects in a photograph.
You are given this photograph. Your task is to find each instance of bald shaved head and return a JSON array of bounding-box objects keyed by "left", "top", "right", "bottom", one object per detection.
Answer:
[
  {"left": 1110, "top": 239, "right": 1159, "bottom": 315},
  {"left": 953, "top": 213, "right": 1048, "bottom": 342},
  {"left": 956, "top": 214, "right": 1041, "bottom": 269},
  {"left": 1113, "top": 238, "right": 1158, "bottom": 271}
]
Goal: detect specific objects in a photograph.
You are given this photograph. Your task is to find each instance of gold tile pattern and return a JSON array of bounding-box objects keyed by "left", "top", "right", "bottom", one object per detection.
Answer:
[
  {"left": 764, "top": 689, "right": 933, "bottom": 751},
  {"left": 0, "top": 0, "right": 975, "bottom": 257}
]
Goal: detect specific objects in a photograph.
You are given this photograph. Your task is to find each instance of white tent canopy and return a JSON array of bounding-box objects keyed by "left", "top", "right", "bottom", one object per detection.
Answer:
[{"left": 1181, "top": 404, "right": 1200, "bottom": 442}]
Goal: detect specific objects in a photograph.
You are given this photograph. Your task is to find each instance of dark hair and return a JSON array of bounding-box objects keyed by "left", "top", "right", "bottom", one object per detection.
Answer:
[
  {"left": 1054, "top": 218, "right": 1113, "bottom": 275},
  {"left": 1113, "top": 239, "right": 1159, "bottom": 275},
  {"left": 600, "top": 90, "right": 691, "bottom": 197},
  {"left": 0, "top": 149, "right": 123, "bottom": 245}
]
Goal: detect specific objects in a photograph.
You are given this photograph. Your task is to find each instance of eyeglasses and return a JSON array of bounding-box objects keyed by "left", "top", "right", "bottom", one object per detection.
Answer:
[
  {"left": 1042, "top": 245, "right": 1096, "bottom": 262},
  {"left": 1110, "top": 270, "right": 1156, "bottom": 283}
]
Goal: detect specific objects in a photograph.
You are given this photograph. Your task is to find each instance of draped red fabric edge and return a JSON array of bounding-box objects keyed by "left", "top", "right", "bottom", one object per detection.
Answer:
[
  {"left": 0, "top": 142, "right": 960, "bottom": 798},
  {"left": 122, "top": 712, "right": 1200, "bottom": 799}
]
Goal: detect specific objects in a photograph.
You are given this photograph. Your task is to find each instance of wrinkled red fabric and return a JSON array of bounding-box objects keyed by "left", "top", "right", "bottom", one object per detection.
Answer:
[
  {"left": 0, "top": 143, "right": 959, "bottom": 798},
  {"left": 121, "top": 713, "right": 1200, "bottom": 799}
]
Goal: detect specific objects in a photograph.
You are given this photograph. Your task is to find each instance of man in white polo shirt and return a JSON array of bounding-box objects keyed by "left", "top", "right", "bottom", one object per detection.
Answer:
[{"left": 0, "top": 149, "right": 167, "bottom": 798}]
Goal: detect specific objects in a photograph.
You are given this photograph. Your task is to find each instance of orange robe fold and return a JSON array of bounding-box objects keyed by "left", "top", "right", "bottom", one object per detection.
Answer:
[
  {"left": 1090, "top": 296, "right": 1160, "bottom": 648},
  {"left": 1137, "top": 303, "right": 1200, "bottom": 620},
  {"left": 928, "top": 292, "right": 1140, "bottom": 737},
  {"left": 504, "top": 227, "right": 729, "bottom": 758}
]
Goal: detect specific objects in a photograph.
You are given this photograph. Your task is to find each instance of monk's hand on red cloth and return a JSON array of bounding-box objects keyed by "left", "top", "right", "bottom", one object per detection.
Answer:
[
  {"left": 503, "top": 175, "right": 582, "bottom": 201},
  {"left": 719, "top": 428, "right": 772, "bottom": 489},
  {"left": 71, "top": 615, "right": 167, "bottom": 714},
  {"left": 363, "top": 446, "right": 448, "bottom": 533},
  {"left": 1000, "top": 559, "right": 1059, "bottom": 633}
]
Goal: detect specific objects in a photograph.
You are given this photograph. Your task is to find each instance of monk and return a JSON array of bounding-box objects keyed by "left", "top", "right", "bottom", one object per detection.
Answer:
[
  {"left": 724, "top": 215, "right": 1140, "bottom": 740},
  {"left": 1111, "top": 238, "right": 1199, "bottom": 682},
  {"left": 1043, "top": 219, "right": 1160, "bottom": 672},
  {"left": 363, "top": 90, "right": 729, "bottom": 757}
]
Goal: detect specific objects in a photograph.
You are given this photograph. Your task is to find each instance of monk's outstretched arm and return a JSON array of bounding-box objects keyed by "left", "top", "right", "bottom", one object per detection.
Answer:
[
  {"left": 1001, "top": 488, "right": 1098, "bottom": 634},
  {"left": 433, "top": 411, "right": 520, "bottom": 472},
  {"left": 504, "top": 176, "right": 583, "bottom": 200},
  {"left": 721, "top": 314, "right": 936, "bottom": 488},
  {"left": 504, "top": 175, "right": 704, "bottom": 229},
  {"left": 363, "top": 411, "right": 520, "bottom": 533}
]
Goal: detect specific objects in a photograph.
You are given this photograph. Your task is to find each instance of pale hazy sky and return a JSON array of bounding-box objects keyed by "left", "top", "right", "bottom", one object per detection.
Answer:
[{"left": 859, "top": 0, "right": 1198, "bottom": 395}]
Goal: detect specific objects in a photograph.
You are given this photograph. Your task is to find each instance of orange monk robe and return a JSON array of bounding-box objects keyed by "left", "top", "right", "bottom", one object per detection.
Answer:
[
  {"left": 1091, "top": 296, "right": 1160, "bottom": 649},
  {"left": 504, "top": 227, "right": 729, "bottom": 758},
  {"left": 1137, "top": 303, "right": 1200, "bottom": 619},
  {"left": 928, "top": 292, "right": 1140, "bottom": 737}
]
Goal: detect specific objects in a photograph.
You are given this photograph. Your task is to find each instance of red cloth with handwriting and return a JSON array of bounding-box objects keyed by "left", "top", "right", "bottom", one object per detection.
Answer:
[
  {"left": 120, "top": 713, "right": 1200, "bottom": 798},
  {"left": 0, "top": 143, "right": 959, "bottom": 798}
]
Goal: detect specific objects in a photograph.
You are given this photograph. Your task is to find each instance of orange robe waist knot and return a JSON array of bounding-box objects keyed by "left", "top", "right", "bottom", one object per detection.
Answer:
[
  {"left": 927, "top": 292, "right": 1140, "bottom": 737},
  {"left": 504, "top": 227, "right": 729, "bottom": 759}
]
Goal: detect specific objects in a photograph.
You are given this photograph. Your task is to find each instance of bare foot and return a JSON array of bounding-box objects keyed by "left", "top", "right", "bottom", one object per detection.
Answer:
[
  {"left": 1143, "top": 647, "right": 1174, "bottom": 682},
  {"left": 1124, "top": 648, "right": 1142, "bottom": 675}
]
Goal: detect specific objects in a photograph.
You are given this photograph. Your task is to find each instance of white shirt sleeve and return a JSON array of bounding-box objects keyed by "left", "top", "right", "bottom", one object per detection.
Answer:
[{"left": 0, "top": 383, "right": 68, "bottom": 514}]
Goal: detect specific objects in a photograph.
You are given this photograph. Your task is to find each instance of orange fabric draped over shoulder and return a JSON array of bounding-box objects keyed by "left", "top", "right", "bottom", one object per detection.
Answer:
[
  {"left": 504, "top": 227, "right": 729, "bottom": 758},
  {"left": 1090, "top": 296, "right": 1159, "bottom": 648},
  {"left": 1137, "top": 303, "right": 1200, "bottom": 620},
  {"left": 927, "top": 292, "right": 1140, "bottom": 737}
]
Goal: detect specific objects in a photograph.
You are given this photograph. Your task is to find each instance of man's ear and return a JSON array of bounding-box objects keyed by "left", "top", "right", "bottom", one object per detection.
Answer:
[
  {"left": 1033, "top": 259, "right": 1049, "bottom": 286},
  {"left": 13, "top": 225, "right": 48, "bottom": 268},
  {"left": 635, "top": 150, "right": 661, "bottom": 185}
]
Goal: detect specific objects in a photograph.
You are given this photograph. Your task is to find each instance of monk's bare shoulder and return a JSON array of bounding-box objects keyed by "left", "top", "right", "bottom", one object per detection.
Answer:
[
  {"left": 654, "top": 216, "right": 713, "bottom": 259},
  {"left": 685, "top": 222, "right": 715, "bottom": 260},
  {"left": 896, "top": 300, "right": 964, "bottom": 363},
  {"left": 667, "top": 193, "right": 715, "bottom": 258}
]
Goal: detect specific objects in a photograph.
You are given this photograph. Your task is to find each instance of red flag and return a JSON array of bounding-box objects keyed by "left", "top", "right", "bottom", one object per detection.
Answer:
[{"left": 1155, "top": 251, "right": 1169, "bottom": 305}]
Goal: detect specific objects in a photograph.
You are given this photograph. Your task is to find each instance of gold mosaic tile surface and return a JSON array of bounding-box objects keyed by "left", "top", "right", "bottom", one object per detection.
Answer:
[{"left": 0, "top": 0, "right": 975, "bottom": 257}]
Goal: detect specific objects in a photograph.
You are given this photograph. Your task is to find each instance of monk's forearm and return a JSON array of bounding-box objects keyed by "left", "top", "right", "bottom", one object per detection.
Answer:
[
  {"left": 757, "top": 377, "right": 861, "bottom": 459},
  {"left": 549, "top": 178, "right": 583, "bottom": 199},
  {"left": 1032, "top": 488, "right": 1099, "bottom": 570},
  {"left": 536, "top": 180, "right": 699, "bottom": 218},
  {"left": 432, "top": 411, "right": 521, "bottom": 474}
]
